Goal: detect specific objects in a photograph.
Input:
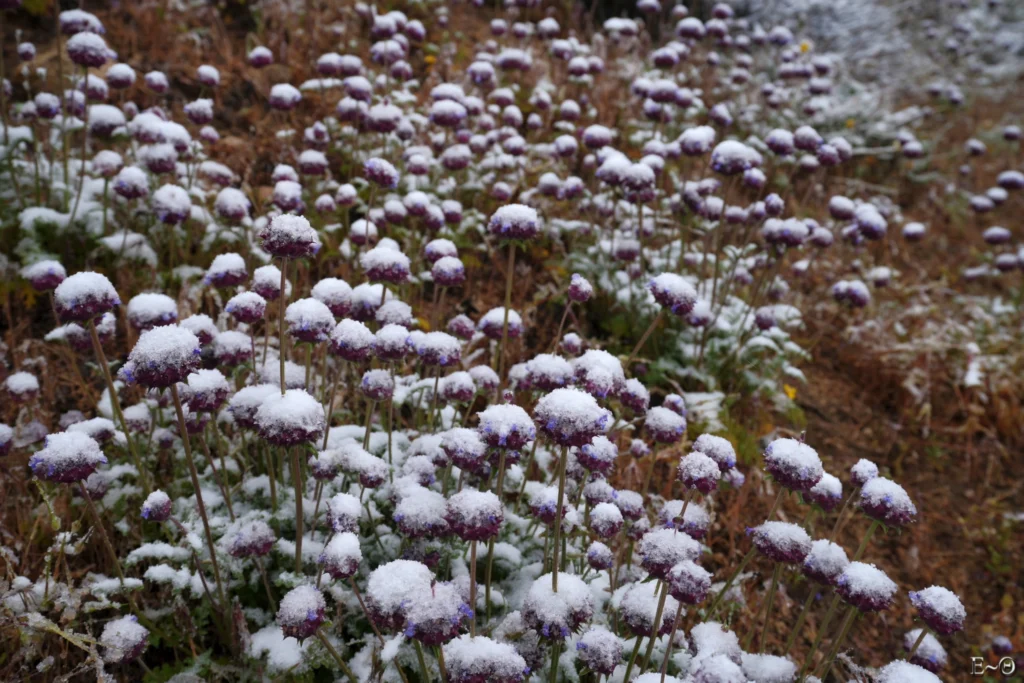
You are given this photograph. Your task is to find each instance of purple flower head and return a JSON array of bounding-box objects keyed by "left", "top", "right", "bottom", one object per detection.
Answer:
[
  {"left": 28, "top": 431, "right": 107, "bottom": 483},
  {"left": 763, "top": 437, "right": 823, "bottom": 492},
  {"left": 534, "top": 388, "right": 611, "bottom": 447},
  {"left": 649, "top": 273, "right": 697, "bottom": 316},
  {"left": 859, "top": 477, "right": 917, "bottom": 527},
  {"left": 836, "top": 562, "right": 898, "bottom": 612},
  {"left": 749, "top": 521, "right": 812, "bottom": 564},
  {"left": 908, "top": 586, "right": 966, "bottom": 636},
  {"left": 229, "top": 520, "right": 275, "bottom": 558},
  {"left": 277, "top": 585, "right": 326, "bottom": 640},
  {"left": 447, "top": 488, "right": 503, "bottom": 541},
  {"left": 489, "top": 204, "right": 540, "bottom": 242},
  {"left": 53, "top": 272, "right": 120, "bottom": 323},
  {"left": 121, "top": 325, "right": 201, "bottom": 388},
  {"left": 668, "top": 560, "right": 713, "bottom": 604},
  {"left": 260, "top": 214, "right": 321, "bottom": 259},
  {"left": 802, "top": 539, "right": 849, "bottom": 586}
]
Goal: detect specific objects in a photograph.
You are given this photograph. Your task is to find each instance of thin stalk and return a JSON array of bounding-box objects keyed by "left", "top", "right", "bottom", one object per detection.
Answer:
[
  {"left": 905, "top": 626, "right": 928, "bottom": 660},
  {"left": 784, "top": 590, "right": 817, "bottom": 655},
  {"left": 815, "top": 606, "right": 857, "bottom": 681},
  {"left": 169, "top": 384, "right": 227, "bottom": 610},
  {"left": 254, "top": 557, "right": 276, "bottom": 611},
  {"left": 265, "top": 444, "right": 278, "bottom": 512},
  {"left": 622, "top": 635, "right": 644, "bottom": 683},
  {"left": 291, "top": 447, "right": 304, "bottom": 573},
  {"left": 660, "top": 601, "right": 684, "bottom": 682},
  {"left": 829, "top": 487, "right": 860, "bottom": 543},
  {"left": 414, "top": 639, "right": 431, "bottom": 682},
  {"left": 68, "top": 67, "right": 89, "bottom": 224},
  {"left": 429, "top": 366, "right": 442, "bottom": 429},
  {"left": 548, "top": 639, "right": 562, "bottom": 683},
  {"left": 200, "top": 433, "right": 235, "bottom": 521},
  {"left": 706, "top": 547, "right": 756, "bottom": 620},
  {"left": 550, "top": 446, "right": 568, "bottom": 592},
  {"left": 484, "top": 448, "right": 508, "bottom": 622},
  {"left": 350, "top": 578, "right": 385, "bottom": 645},
  {"left": 437, "top": 645, "right": 449, "bottom": 683},
  {"left": 78, "top": 482, "right": 132, "bottom": 602},
  {"left": 757, "top": 563, "right": 783, "bottom": 653},
  {"left": 852, "top": 520, "right": 879, "bottom": 562},
  {"left": 279, "top": 259, "right": 288, "bottom": 394},
  {"left": 469, "top": 540, "right": 478, "bottom": 636},
  {"left": 625, "top": 309, "right": 665, "bottom": 368},
  {"left": 640, "top": 581, "right": 668, "bottom": 671},
  {"left": 641, "top": 443, "right": 660, "bottom": 495},
  {"left": 362, "top": 400, "right": 376, "bottom": 450},
  {"left": 796, "top": 592, "right": 841, "bottom": 681},
  {"left": 766, "top": 487, "right": 787, "bottom": 521},
  {"left": 551, "top": 303, "right": 571, "bottom": 353},
  {"left": 496, "top": 243, "right": 516, "bottom": 390},
  {"left": 315, "top": 629, "right": 358, "bottom": 683},
  {"left": 88, "top": 321, "right": 150, "bottom": 495}
]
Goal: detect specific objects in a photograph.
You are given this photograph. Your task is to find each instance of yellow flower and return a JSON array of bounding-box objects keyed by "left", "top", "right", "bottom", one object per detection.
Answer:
[
  {"left": 799, "top": 40, "right": 811, "bottom": 54},
  {"left": 424, "top": 55, "right": 437, "bottom": 66},
  {"left": 845, "top": 118, "right": 855, "bottom": 129},
  {"left": 783, "top": 384, "right": 798, "bottom": 400}
]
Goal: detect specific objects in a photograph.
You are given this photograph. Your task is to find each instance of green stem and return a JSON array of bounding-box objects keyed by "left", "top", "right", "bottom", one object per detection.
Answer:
[
  {"left": 625, "top": 309, "right": 664, "bottom": 369},
  {"left": 796, "top": 593, "right": 841, "bottom": 681},
  {"left": 905, "top": 625, "right": 929, "bottom": 661},
  {"left": 414, "top": 639, "right": 431, "bottom": 682},
  {"left": 706, "top": 547, "right": 756, "bottom": 620},
  {"left": 88, "top": 321, "right": 150, "bottom": 495},
  {"left": 469, "top": 540, "right": 478, "bottom": 636},
  {"left": 496, "top": 243, "right": 516, "bottom": 392},
  {"left": 550, "top": 446, "right": 568, "bottom": 592},
  {"left": 660, "top": 601, "right": 684, "bottom": 681},
  {"left": 622, "top": 635, "right": 644, "bottom": 683},
  {"left": 815, "top": 606, "right": 857, "bottom": 681},
  {"left": 169, "top": 384, "right": 228, "bottom": 613},
  {"left": 757, "top": 563, "right": 782, "bottom": 653},
  {"left": 484, "top": 449, "right": 508, "bottom": 623},
  {"left": 316, "top": 629, "right": 358, "bottom": 683},
  {"left": 279, "top": 259, "right": 288, "bottom": 394},
  {"left": 640, "top": 581, "right": 668, "bottom": 671},
  {"left": 852, "top": 520, "right": 879, "bottom": 562},
  {"left": 291, "top": 447, "right": 304, "bottom": 573},
  {"left": 784, "top": 590, "right": 817, "bottom": 655}
]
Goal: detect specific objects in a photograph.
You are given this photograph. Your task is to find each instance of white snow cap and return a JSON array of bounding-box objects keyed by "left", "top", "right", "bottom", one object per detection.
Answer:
[
  {"left": 442, "top": 634, "right": 528, "bottom": 683},
  {"left": 764, "top": 437, "right": 823, "bottom": 488},
  {"left": 5, "top": 371, "right": 39, "bottom": 396},
  {"left": 366, "top": 559, "right": 434, "bottom": 618},
  {"left": 740, "top": 653, "right": 796, "bottom": 683},
  {"left": 876, "top": 661, "right": 941, "bottom": 683},
  {"left": 255, "top": 389, "right": 326, "bottom": 441},
  {"left": 522, "top": 572, "right": 593, "bottom": 637},
  {"left": 100, "top": 615, "right": 148, "bottom": 663},
  {"left": 54, "top": 271, "right": 119, "bottom": 313}
]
